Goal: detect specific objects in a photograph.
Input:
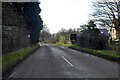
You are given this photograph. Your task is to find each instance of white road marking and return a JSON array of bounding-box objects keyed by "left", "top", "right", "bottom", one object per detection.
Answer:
[
  {"left": 62, "top": 56, "right": 73, "bottom": 67},
  {"left": 9, "top": 72, "right": 16, "bottom": 78}
]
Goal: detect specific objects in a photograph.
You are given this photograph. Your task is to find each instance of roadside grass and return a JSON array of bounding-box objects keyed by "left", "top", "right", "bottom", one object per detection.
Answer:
[
  {"left": 40, "top": 42, "right": 120, "bottom": 60},
  {"left": 40, "top": 42, "right": 71, "bottom": 46},
  {"left": 49, "top": 43, "right": 72, "bottom": 46},
  {"left": 2, "top": 44, "right": 39, "bottom": 67},
  {"left": 68, "top": 45, "right": 120, "bottom": 59}
]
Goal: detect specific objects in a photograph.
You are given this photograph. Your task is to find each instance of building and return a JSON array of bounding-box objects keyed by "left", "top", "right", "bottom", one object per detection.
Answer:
[
  {"left": 111, "top": 27, "right": 117, "bottom": 39},
  {"left": 110, "top": 23, "right": 120, "bottom": 42}
]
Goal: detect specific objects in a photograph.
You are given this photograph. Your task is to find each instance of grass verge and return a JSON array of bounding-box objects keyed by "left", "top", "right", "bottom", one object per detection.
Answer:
[
  {"left": 68, "top": 45, "right": 120, "bottom": 62},
  {"left": 40, "top": 42, "right": 71, "bottom": 46},
  {"left": 2, "top": 44, "right": 39, "bottom": 68},
  {"left": 49, "top": 43, "right": 71, "bottom": 46},
  {"left": 40, "top": 42, "right": 120, "bottom": 62}
]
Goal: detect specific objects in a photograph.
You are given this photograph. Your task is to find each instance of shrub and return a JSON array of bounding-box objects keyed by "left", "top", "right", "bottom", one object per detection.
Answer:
[{"left": 76, "top": 30, "right": 109, "bottom": 50}]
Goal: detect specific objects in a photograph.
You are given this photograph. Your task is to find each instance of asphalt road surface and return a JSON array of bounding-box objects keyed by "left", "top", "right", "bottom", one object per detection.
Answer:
[{"left": 9, "top": 43, "right": 119, "bottom": 78}]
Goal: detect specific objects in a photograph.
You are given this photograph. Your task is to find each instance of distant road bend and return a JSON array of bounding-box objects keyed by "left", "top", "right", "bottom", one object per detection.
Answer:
[{"left": 9, "top": 43, "right": 119, "bottom": 78}]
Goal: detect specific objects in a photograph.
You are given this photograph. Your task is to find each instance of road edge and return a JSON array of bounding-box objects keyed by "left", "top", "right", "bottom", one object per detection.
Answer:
[
  {"left": 2, "top": 46, "right": 40, "bottom": 79},
  {"left": 68, "top": 47, "right": 120, "bottom": 64}
]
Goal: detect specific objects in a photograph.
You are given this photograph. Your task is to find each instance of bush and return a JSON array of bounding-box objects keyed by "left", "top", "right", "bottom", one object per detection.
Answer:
[{"left": 76, "top": 30, "right": 108, "bottom": 50}]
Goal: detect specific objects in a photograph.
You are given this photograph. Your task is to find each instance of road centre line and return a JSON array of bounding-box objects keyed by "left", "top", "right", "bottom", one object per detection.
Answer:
[{"left": 62, "top": 56, "right": 73, "bottom": 67}]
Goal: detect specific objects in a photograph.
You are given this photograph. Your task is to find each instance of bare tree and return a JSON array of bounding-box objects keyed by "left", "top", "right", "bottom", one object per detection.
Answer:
[
  {"left": 92, "top": 0, "right": 120, "bottom": 31},
  {"left": 40, "top": 25, "right": 52, "bottom": 42}
]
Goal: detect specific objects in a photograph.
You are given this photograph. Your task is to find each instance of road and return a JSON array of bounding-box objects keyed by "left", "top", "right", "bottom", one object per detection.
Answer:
[{"left": 9, "top": 43, "right": 119, "bottom": 78}]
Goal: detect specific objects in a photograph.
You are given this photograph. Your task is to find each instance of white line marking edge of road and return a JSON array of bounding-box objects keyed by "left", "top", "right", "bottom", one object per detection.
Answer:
[{"left": 9, "top": 72, "right": 16, "bottom": 78}]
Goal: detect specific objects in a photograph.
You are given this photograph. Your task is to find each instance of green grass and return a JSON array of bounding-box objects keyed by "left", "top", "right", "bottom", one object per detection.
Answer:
[
  {"left": 49, "top": 43, "right": 72, "bottom": 46},
  {"left": 2, "top": 44, "right": 39, "bottom": 67},
  {"left": 40, "top": 42, "right": 120, "bottom": 59},
  {"left": 40, "top": 42, "right": 72, "bottom": 46},
  {"left": 69, "top": 45, "right": 120, "bottom": 58}
]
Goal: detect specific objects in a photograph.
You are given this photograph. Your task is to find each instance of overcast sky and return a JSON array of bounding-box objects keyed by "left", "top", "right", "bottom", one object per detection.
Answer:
[{"left": 39, "top": 0, "right": 93, "bottom": 34}]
